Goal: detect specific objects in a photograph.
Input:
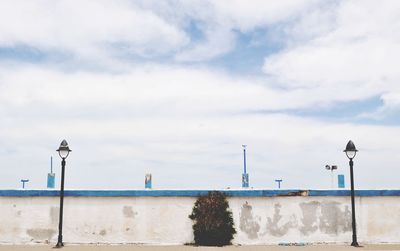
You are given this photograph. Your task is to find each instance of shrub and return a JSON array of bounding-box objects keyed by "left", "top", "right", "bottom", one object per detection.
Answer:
[{"left": 189, "top": 191, "right": 236, "bottom": 246}]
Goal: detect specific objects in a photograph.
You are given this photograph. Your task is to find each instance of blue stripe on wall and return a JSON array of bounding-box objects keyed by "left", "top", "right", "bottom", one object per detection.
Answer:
[{"left": 0, "top": 189, "right": 400, "bottom": 197}]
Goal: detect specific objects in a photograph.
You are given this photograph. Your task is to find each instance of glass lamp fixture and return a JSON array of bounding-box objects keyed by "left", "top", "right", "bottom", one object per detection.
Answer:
[
  {"left": 57, "top": 140, "right": 71, "bottom": 159},
  {"left": 344, "top": 140, "right": 357, "bottom": 159}
]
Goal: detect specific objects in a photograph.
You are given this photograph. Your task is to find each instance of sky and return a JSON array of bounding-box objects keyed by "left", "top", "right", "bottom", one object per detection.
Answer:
[{"left": 1, "top": 0, "right": 400, "bottom": 190}]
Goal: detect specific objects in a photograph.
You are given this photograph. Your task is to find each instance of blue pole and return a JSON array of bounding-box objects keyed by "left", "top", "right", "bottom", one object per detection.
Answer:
[
  {"left": 275, "top": 179, "right": 283, "bottom": 189},
  {"left": 21, "top": 179, "right": 29, "bottom": 189},
  {"left": 241, "top": 145, "right": 249, "bottom": 188},
  {"left": 243, "top": 148, "right": 247, "bottom": 174}
]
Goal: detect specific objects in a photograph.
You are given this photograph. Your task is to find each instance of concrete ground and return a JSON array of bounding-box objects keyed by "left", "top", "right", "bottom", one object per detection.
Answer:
[{"left": 0, "top": 245, "right": 400, "bottom": 251}]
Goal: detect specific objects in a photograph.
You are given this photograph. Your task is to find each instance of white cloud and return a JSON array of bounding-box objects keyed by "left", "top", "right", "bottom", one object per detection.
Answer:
[
  {"left": 1, "top": 64, "right": 400, "bottom": 189},
  {"left": 173, "top": 0, "right": 318, "bottom": 61},
  {"left": 0, "top": 0, "right": 189, "bottom": 61},
  {"left": 263, "top": 0, "right": 400, "bottom": 115},
  {"left": 210, "top": 0, "right": 317, "bottom": 31},
  {"left": 1, "top": 0, "right": 400, "bottom": 190},
  {"left": 0, "top": 0, "right": 324, "bottom": 63},
  {"left": 358, "top": 92, "right": 400, "bottom": 120}
]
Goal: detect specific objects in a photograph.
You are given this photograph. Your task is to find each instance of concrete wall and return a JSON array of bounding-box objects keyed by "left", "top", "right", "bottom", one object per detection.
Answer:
[{"left": 0, "top": 190, "right": 399, "bottom": 245}]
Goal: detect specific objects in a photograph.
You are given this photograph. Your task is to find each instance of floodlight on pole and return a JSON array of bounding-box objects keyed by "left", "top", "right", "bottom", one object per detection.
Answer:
[{"left": 325, "top": 165, "right": 338, "bottom": 188}]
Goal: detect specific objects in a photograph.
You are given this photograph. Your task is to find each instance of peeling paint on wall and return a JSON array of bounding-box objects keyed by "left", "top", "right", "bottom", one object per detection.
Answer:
[
  {"left": 266, "top": 203, "right": 297, "bottom": 237},
  {"left": 299, "top": 201, "right": 319, "bottom": 235},
  {"left": 319, "top": 202, "right": 351, "bottom": 235},
  {"left": 123, "top": 206, "right": 136, "bottom": 218},
  {"left": 239, "top": 202, "right": 260, "bottom": 239},
  {"left": 26, "top": 228, "right": 56, "bottom": 241},
  {"left": 1, "top": 196, "right": 399, "bottom": 245}
]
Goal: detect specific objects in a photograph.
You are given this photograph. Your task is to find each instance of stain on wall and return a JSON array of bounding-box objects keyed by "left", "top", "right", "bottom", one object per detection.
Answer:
[
  {"left": 123, "top": 206, "right": 137, "bottom": 218},
  {"left": 26, "top": 228, "right": 56, "bottom": 240},
  {"left": 12, "top": 204, "right": 21, "bottom": 217},
  {"left": 299, "top": 201, "right": 351, "bottom": 236},
  {"left": 239, "top": 202, "right": 260, "bottom": 239},
  {"left": 266, "top": 203, "right": 297, "bottom": 237},
  {"left": 2, "top": 196, "right": 398, "bottom": 245},
  {"left": 319, "top": 202, "right": 351, "bottom": 235},
  {"left": 299, "top": 201, "right": 319, "bottom": 235},
  {"left": 50, "top": 207, "right": 59, "bottom": 225}
]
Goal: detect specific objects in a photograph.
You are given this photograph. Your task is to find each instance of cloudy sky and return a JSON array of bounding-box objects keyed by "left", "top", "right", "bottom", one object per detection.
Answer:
[{"left": 1, "top": 0, "right": 400, "bottom": 190}]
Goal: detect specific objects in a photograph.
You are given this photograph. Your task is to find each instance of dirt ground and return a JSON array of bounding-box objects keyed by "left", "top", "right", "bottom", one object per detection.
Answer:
[{"left": 0, "top": 245, "right": 400, "bottom": 251}]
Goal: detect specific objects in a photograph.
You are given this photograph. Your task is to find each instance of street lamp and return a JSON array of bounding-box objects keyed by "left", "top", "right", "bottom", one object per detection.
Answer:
[
  {"left": 344, "top": 140, "right": 359, "bottom": 247},
  {"left": 55, "top": 140, "right": 71, "bottom": 248}
]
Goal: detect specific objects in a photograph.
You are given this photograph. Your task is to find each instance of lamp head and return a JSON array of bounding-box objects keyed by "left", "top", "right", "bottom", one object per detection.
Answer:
[
  {"left": 57, "top": 139, "right": 71, "bottom": 159},
  {"left": 344, "top": 140, "right": 358, "bottom": 159}
]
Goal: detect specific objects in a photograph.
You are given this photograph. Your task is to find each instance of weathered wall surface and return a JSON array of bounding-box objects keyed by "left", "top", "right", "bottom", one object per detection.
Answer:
[
  {"left": 231, "top": 196, "right": 400, "bottom": 244},
  {"left": 0, "top": 190, "right": 399, "bottom": 245}
]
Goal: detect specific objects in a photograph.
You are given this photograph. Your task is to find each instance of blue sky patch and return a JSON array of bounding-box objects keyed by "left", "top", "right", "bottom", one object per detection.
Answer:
[
  {"left": 0, "top": 45, "right": 47, "bottom": 62},
  {"left": 209, "top": 28, "right": 283, "bottom": 75},
  {"left": 248, "top": 96, "right": 399, "bottom": 125}
]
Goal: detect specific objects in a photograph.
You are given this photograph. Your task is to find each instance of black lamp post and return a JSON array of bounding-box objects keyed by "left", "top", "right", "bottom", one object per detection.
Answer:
[
  {"left": 344, "top": 140, "right": 359, "bottom": 247},
  {"left": 55, "top": 140, "right": 71, "bottom": 248}
]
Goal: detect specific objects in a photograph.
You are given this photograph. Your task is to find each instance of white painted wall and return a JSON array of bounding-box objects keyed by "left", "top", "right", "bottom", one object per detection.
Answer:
[{"left": 0, "top": 195, "right": 399, "bottom": 245}]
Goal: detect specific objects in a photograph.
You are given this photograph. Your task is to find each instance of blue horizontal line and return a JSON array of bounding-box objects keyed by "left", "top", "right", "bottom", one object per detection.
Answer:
[{"left": 1, "top": 189, "right": 400, "bottom": 197}]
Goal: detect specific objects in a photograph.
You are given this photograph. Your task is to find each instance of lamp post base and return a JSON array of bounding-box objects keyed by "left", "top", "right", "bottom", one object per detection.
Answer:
[
  {"left": 55, "top": 239, "right": 64, "bottom": 248},
  {"left": 351, "top": 241, "right": 360, "bottom": 247},
  {"left": 55, "top": 243, "right": 63, "bottom": 248}
]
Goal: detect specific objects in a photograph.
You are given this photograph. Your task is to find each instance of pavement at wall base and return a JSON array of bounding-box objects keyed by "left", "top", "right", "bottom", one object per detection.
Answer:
[{"left": 0, "top": 245, "right": 400, "bottom": 251}]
